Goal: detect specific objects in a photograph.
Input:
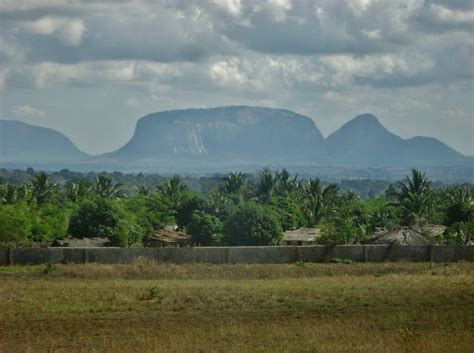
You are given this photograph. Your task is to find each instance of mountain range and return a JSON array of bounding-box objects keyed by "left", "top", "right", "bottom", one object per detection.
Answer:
[
  {"left": 0, "top": 106, "right": 471, "bottom": 170},
  {"left": 0, "top": 120, "right": 88, "bottom": 162}
]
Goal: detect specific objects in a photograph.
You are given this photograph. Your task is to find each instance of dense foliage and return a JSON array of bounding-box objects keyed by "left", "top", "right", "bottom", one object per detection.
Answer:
[{"left": 0, "top": 168, "right": 472, "bottom": 247}]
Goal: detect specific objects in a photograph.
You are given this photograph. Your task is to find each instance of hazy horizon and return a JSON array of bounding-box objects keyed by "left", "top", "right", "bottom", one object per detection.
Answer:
[{"left": 0, "top": 0, "right": 473, "bottom": 155}]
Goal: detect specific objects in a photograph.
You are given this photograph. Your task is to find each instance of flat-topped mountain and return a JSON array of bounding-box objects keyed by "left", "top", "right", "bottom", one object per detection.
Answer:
[
  {"left": 0, "top": 120, "right": 88, "bottom": 162},
  {"left": 0, "top": 108, "right": 469, "bottom": 170},
  {"left": 108, "top": 106, "right": 327, "bottom": 164}
]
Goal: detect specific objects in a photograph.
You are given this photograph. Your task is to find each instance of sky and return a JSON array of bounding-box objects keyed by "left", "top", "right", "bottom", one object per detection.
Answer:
[{"left": 0, "top": 0, "right": 473, "bottom": 156}]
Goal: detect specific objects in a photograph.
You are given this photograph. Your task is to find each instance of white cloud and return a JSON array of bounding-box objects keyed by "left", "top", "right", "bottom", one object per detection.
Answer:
[
  {"left": 431, "top": 4, "right": 474, "bottom": 24},
  {"left": 361, "top": 28, "right": 382, "bottom": 40},
  {"left": 125, "top": 98, "right": 140, "bottom": 108},
  {"left": 210, "top": 59, "right": 248, "bottom": 86},
  {"left": 214, "top": 0, "right": 242, "bottom": 16},
  {"left": 347, "top": 0, "right": 375, "bottom": 15},
  {"left": 12, "top": 105, "right": 46, "bottom": 117},
  {"left": 252, "top": 0, "right": 293, "bottom": 22},
  {"left": 321, "top": 53, "right": 434, "bottom": 81},
  {"left": 21, "top": 16, "right": 86, "bottom": 46}
]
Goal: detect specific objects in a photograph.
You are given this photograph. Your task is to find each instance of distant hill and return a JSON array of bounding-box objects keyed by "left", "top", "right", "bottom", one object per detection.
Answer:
[
  {"left": 326, "top": 113, "right": 467, "bottom": 166},
  {"left": 107, "top": 106, "right": 327, "bottom": 164},
  {"left": 0, "top": 120, "right": 88, "bottom": 162},
  {"left": 1, "top": 108, "right": 470, "bottom": 172}
]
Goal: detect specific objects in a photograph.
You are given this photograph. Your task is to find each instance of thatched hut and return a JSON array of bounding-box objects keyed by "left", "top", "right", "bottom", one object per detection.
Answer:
[
  {"left": 148, "top": 229, "right": 192, "bottom": 247},
  {"left": 366, "top": 227, "right": 432, "bottom": 246},
  {"left": 282, "top": 228, "right": 321, "bottom": 246}
]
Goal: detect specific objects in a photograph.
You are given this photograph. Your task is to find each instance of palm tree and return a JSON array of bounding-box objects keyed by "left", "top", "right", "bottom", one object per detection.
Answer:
[
  {"left": 302, "top": 178, "right": 339, "bottom": 226},
  {"left": 444, "top": 186, "right": 473, "bottom": 226},
  {"left": 275, "top": 168, "right": 298, "bottom": 196},
  {"left": 256, "top": 168, "right": 278, "bottom": 202},
  {"left": 222, "top": 172, "right": 246, "bottom": 195},
  {"left": 207, "top": 191, "right": 228, "bottom": 215},
  {"left": 0, "top": 184, "right": 17, "bottom": 204},
  {"left": 95, "top": 175, "right": 122, "bottom": 198},
  {"left": 66, "top": 181, "right": 92, "bottom": 202},
  {"left": 31, "top": 172, "right": 57, "bottom": 205},
  {"left": 391, "top": 169, "right": 432, "bottom": 226},
  {"left": 158, "top": 176, "right": 188, "bottom": 210},
  {"left": 136, "top": 185, "right": 149, "bottom": 196},
  {"left": 17, "top": 183, "right": 33, "bottom": 204}
]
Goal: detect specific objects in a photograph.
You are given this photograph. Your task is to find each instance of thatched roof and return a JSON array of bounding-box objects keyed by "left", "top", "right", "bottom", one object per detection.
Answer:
[
  {"left": 149, "top": 230, "right": 191, "bottom": 244},
  {"left": 283, "top": 228, "right": 321, "bottom": 242},
  {"left": 416, "top": 225, "right": 447, "bottom": 237},
  {"left": 367, "top": 227, "right": 432, "bottom": 246},
  {"left": 51, "top": 237, "right": 112, "bottom": 247}
]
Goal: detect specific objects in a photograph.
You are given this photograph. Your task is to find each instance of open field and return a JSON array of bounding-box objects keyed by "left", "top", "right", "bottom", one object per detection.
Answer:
[{"left": 1, "top": 261, "right": 473, "bottom": 353}]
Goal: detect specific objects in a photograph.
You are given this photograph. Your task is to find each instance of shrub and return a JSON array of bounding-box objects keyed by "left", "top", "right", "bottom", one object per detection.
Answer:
[
  {"left": 223, "top": 202, "right": 282, "bottom": 246},
  {"left": 269, "top": 196, "right": 305, "bottom": 231},
  {"left": 68, "top": 199, "right": 119, "bottom": 238},
  {"left": 187, "top": 211, "right": 223, "bottom": 246},
  {"left": 176, "top": 194, "right": 207, "bottom": 229},
  {"left": 0, "top": 203, "right": 32, "bottom": 244}
]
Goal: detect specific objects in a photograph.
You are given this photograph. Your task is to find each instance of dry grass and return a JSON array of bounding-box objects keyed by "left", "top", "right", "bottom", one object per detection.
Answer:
[{"left": 0, "top": 261, "right": 473, "bottom": 353}]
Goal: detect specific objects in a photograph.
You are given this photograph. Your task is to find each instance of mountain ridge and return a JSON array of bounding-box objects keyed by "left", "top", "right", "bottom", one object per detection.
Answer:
[
  {"left": 1, "top": 107, "right": 470, "bottom": 169},
  {"left": 0, "top": 119, "right": 89, "bottom": 162}
]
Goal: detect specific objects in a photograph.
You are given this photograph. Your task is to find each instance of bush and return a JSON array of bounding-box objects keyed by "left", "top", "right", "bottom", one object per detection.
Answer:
[
  {"left": 269, "top": 196, "right": 305, "bottom": 231},
  {"left": 0, "top": 203, "right": 32, "bottom": 244},
  {"left": 68, "top": 199, "right": 119, "bottom": 239},
  {"left": 30, "top": 203, "right": 73, "bottom": 243},
  {"left": 187, "top": 211, "right": 223, "bottom": 246},
  {"left": 223, "top": 202, "right": 282, "bottom": 246},
  {"left": 176, "top": 194, "right": 207, "bottom": 229}
]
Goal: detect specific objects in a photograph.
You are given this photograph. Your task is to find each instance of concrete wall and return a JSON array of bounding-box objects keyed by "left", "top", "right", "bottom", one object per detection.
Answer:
[{"left": 0, "top": 245, "right": 473, "bottom": 266}]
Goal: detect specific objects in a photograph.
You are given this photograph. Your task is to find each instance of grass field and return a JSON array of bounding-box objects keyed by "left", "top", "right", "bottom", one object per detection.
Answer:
[{"left": 0, "top": 261, "right": 473, "bottom": 353}]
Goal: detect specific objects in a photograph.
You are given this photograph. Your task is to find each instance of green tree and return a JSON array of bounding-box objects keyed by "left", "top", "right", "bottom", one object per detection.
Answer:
[
  {"left": 31, "top": 172, "right": 57, "bottom": 205},
  {"left": 176, "top": 194, "right": 207, "bottom": 229},
  {"left": 65, "top": 181, "right": 92, "bottom": 203},
  {"left": 136, "top": 185, "right": 149, "bottom": 196},
  {"left": 187, "top": 211, "right": 223, "bottom": 246},
  {"left": 444, "top": 186, "right": 473, "bottom": 226},
  {"left": 256, "top": 168, "right": 278, "bottom": 202},
  {"left": 223, "top": 202, "right": 283, "bottom": 245},
  {"left": 158, "top": 176, "right": 188, "bottom": 210},
  {"left": 301, "top": 179, "right": 338, "bottom": 226},
  {"left": 144, "top": 192, "right": 175, "bottom": 229},
  {"left": 94, "top": 175, "right": 122, "bottom": 198},
  {"left": 0, "top": 204, "right": 32, "bottom": 245},
  {"left": 390, "top": 169, "right": 433, "bottom": 226},
  {"left": 0, "top": 184, "right": 18, "bottom": 204},
  {"left": 222, "top": 172, "right": 246, "bottom": 195},
  {"left": 30, "top": 203, "right": 72, "bottom": 243},
  {"left": 275, "top": 169, "right": 298, "bottom": 197},
  {"left": 68, "top": 199, "right": 119, "bottom": 238},
  {"left": 269, "top": 196, "right": 305, "bottom": 231}
]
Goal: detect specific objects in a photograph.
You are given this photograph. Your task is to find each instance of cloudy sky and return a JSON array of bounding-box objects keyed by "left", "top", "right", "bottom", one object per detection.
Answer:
[{"left": 0, "top": 0, "right": 473, "bottom": 155}]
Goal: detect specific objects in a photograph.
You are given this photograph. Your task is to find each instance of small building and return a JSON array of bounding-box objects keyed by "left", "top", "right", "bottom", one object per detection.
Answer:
[
  {"left": 148, "top": 229, "right": 192, "bottom": 247},
  {"left": 51, "top": 237, "right": 112, "bottom": 247},
  {"left": 366, "top": 227, "right": 432, "bottom": 246},
  {"left": 417, "top": 225, "right": 447, "bottom": 238},
  {"left": 282, "top": 228, "right": 321, "bottom": 246}
]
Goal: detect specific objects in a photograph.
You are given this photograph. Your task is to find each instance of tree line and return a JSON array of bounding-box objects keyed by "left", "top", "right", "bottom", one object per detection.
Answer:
[{"left": 0, "top": 168, "right": 472, "bottom": 247}]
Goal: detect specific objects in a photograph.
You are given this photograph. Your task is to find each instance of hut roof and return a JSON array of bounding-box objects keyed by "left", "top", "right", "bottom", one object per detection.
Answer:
[
  {"left": 149, "top": 229, "right": 191, "bottom": 244},
  {"left": 367, "top": 227, "right": 432, "bottom": 246},
  {"left": 51, "top": 237, "right": 111, "bottom": 248},
  {"left": 416, "top": 225, "right": 447, "bottom": 237},
  {"left": 283, "top": 228, "right": 321, "bottom": 242}
]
